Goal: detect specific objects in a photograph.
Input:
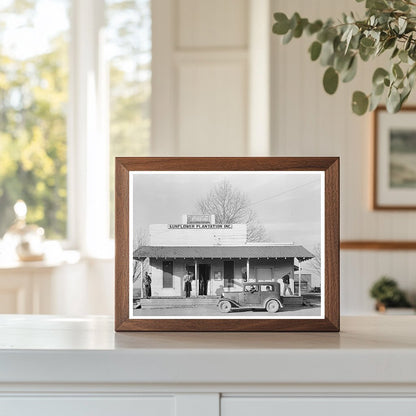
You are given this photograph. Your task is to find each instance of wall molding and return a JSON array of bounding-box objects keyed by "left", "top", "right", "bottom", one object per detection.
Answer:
[{"left": 341, "top": 241, "right": 416, "bottom": 250}]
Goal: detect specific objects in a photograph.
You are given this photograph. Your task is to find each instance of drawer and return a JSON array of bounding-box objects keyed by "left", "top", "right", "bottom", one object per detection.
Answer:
[
  {"left": 0, "top": 396, "right": 175, "bottom": 416},
  {"left": 221, "top": 397, "right": 416, "bottom": 416}
]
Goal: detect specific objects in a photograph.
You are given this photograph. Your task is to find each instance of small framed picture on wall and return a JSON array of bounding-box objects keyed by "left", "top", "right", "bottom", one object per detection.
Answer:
[{"left": 374, "top": 106, "right": 416, "bottom": 209}]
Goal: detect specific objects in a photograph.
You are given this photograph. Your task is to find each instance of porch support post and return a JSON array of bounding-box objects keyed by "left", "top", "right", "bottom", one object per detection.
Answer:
[
  {"left": 298, "top": 258, "right": 302, "bottom": 297},
  {"left": 140, "top": 260, "right": 144, "bottom": 299},
  {"left": 194, "top": 259, "right": 198, "bottom": 297},
  {"left": 246, "top": 258, "right": 250, "bottom": 282}
]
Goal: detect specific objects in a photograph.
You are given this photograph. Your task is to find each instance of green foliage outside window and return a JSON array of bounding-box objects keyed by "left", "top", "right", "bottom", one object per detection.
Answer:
[
  {"left": 107, "top": 0, "right": 151, "bottom": 237},
  {"left": 0, "top": 0, "right": 151, "bottom": 240},
  {"left": 0, "top": 1, "right": 69, "bottom": 238}
]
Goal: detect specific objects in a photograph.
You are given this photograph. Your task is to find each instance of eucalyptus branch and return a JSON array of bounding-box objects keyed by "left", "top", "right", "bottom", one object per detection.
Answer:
[{"left": 272, "top": 0, "right": 416, "bottom": 114}]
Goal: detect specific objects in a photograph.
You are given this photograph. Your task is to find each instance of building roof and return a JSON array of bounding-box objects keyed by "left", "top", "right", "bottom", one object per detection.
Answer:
[{"left": 133, "top": 245, "right": 314, "bottom": 261}]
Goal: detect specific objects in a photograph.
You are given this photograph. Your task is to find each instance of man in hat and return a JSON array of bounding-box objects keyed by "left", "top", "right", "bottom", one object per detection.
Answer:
[
  {"left": 184, "top": 271, "right": 192, "bottom": 298},
  {"left": 143, "top": 272, "right": 152, "bottom": 299}
]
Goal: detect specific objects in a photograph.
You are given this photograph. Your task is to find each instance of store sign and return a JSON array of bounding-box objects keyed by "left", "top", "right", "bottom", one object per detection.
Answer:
[
  {"left": 187, "top": 214, "right": 211, "bottom": 224},
  {"left": 168, "top": 224, "right": 233, "bottom": 229}
]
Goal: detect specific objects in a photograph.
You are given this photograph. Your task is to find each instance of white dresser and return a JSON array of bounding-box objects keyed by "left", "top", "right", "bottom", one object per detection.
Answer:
[{"left": 0, "top": 315, "right": 415, "bottom": 415}]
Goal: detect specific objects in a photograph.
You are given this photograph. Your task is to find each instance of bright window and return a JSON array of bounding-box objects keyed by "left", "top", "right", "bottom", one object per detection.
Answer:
[
  {"left": 0, "top": 0, "right": 70, "bottom": 239},
  {"left": 106, "top": 0, "right": 151, "bottom": 237},
  {"left": 0, "top": 0, "right": 151, "bottom": 249}
]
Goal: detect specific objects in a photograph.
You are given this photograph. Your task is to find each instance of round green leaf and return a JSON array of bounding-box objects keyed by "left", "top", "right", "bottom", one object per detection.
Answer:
[
  {"left": 369, "top": 92, "right": 383, "bottom": 112},
  {"left": 372, "top": 68, "right": 389, "bottom": 86},
  {"left": 317, "top": 30, "right": 328, "bottom": 43},
  {"left": 342, "top": 56, "right": 357, "bottom": 83},
  {"left": 309, "top": 41, "right": 322, "bottom": 61},
  {"left": 391, "top": 47, "right": 399, "bottom": 59},
  {"left": 359, "top": 44, "right": 374, "bottom": 62},
  {"left": 320, "top": 41, "right": 335, "bottom": 66},
  {"left": 399, "top": 50, "right": 408, "bottom": 63},
  {"left": 387, "top": 88, "right": 401, "bottom": 113},
  {"left": 405, "top": 34, "right": 413, "bottom": 51},
  {"left": 307, "top": 20, "right": 323, "bottom": 35},
  {"left": 352, "top": 91, "right": 369, "bottom": 115},
  {"left": 393, "top": 63, "right": 404, "bottom": 79},
  {"left": 290, "top": 12, "right": 301, "bottom": 30},
  {"left": 409, "top": 45, "right": 416, "bottom": 61},
  {"left": 400, "top": 87, "right": 411, "bottom": 105},
  {"left": 384, "top": 37, "right": 396, "bottom": 50},
  {"left": 373, "top": 82, "right": 384, "bottom": 96},
  {"left": 282, "top": 29, "right": 293, "bottom": 45},
  {"left": 273, "top": 13, "right": 290, "bottom": 35},
  {"left": 334, "top": 52, "right": 352, "bottom": 73},
  {"left": 367, "top": 0, "right": 388, "bottom": 11},
  {"left": 360, "top": 37, "right": 375, "bottom": 48},
  {"left": 293, "top": 18, "right": 308, "bottom": 38},
  {"left": 323, "top": 67, "right": 339, "bottom": 95}
]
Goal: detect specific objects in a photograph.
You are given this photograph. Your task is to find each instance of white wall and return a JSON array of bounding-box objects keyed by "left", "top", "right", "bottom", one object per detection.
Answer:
[
  {"left": 47, "top": 0, "right": 416, "bottom": 316},
  {"left": 270, "top": 0, "right": 416, "bottom": 313},
  {"left": 149, "top": 224, "right": 247, "bottom": 246},
  {"left": 152, "top": 0, "right": 267, "bottom": 157}
]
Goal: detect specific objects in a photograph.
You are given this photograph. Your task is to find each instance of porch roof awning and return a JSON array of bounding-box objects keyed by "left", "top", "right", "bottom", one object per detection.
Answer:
[{"left": 133, "top": 245, "right": 314, "bottom": 261}]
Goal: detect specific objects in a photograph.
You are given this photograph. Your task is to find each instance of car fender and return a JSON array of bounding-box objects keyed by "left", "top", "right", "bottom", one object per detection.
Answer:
[{"left": 217, "top": 297, "right": 240, "bottom": 308}]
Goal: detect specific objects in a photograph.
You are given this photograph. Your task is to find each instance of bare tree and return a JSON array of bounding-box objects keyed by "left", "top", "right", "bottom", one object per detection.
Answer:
[
  {"left": 197, "top": 180, "right": 266, "bottom": 242},
  {"left": 133, "top": 227, "right": 149, "bottom": 283},
  {"left": 302, "top": 244, "right": 321, "bottom": 276},
  {"left": 133, "top": 226, "right": 149, "bottom": 251}
]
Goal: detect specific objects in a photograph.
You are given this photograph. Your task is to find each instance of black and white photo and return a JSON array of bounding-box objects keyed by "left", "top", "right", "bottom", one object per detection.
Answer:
[{"left": 129, "top": 171, "right": 324, "bottom": 319}]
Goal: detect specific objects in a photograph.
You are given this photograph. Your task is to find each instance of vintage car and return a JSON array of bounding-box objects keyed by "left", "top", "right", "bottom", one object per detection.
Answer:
[{"left": 217, "top": 282, "right": 283, "bottom": 313}]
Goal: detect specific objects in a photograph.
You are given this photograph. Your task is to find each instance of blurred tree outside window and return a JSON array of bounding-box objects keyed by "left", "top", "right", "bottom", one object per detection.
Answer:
[
  {"left": 0, "top": 0, "right": 70, "bottom": 239},
  {"left": 0, "top": 0, "right": 151, "bottom": 242},
  {"left": 106, "top": 0, "right": 151, "bottom": 237}
]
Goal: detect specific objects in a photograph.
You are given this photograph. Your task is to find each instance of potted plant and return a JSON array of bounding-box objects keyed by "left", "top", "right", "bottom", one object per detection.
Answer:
[
  {"left": 369, "top": 276, "right": 413, "bottom": 312},
  {"left": 272, "top": 0, "right": 416, "bottom": 115}
]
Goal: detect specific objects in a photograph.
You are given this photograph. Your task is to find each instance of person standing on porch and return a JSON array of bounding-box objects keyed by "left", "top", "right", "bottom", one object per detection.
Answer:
[
  {"left": 184, "top": 271, "right": 192, "bottom": 298},
  {"left": 143, "top": 272, "right": 152, "bottom": 298},
  {"left": 282, "top": 274, "right": 293, "bottom": 296}
]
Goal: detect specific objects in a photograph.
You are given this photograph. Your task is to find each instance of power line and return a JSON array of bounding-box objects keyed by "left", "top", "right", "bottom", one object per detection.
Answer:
[{"left": 248, "top": 179, "right": 321, "bottom": 207}]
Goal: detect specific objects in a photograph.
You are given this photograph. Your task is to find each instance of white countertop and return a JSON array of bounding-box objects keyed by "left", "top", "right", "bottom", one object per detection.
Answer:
[{"left": 0, "top": 315, "right": 415, "bottom": 387}]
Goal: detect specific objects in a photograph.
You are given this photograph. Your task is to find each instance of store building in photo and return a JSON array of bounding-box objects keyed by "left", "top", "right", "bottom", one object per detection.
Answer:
[{"left": 133, "top": 214, "right": 315, "bottom": 299}]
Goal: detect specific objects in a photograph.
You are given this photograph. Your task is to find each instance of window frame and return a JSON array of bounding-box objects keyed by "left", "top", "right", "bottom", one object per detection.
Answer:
[
  {"left": 68, "top": 0, "right": 152, "bottom": 258},
  {"left": 67, "top": 0, "right": 111, "bottom": 257}
]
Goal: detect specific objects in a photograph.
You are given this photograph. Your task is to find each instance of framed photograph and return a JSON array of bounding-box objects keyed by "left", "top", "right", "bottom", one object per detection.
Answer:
[
  {"left": 115, "top": 157, "right": 339, "bottom": 332},
  {"left": 373, "top": 106, "right": 416, "bottom": 209}
]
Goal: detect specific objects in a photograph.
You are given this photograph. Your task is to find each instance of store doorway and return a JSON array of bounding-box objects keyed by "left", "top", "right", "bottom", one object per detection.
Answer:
[
  {"left": 198, "top": 264, "right": 210, "bottom": 295},
  {"left": 224, "top": 261, "right": 234, "bottom": 288}
]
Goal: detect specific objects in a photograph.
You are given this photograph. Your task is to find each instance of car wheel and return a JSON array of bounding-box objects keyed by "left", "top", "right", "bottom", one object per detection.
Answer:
[
  {"left": 266, "top": 299, "right": 280, "bottom": 313},
  {"left": 218, "top": 301, "right": 232, "bottom": 313}
]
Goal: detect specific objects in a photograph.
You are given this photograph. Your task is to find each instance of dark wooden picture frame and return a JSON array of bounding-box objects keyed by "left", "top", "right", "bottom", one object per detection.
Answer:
[
  {"left": 373, "top": 106, "right": 416, "bottom": 210},
  {"left": 115, "top": 157, "right": 339, "bottom": 332}
]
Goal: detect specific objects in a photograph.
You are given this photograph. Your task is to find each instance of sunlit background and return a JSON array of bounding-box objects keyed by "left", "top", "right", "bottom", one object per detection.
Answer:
[
  {"left": 0, "top": 0, "right": 151, "bottom": 240},
  {"left": 1, "top": 0, "right": 415, "bottom": 316}
]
